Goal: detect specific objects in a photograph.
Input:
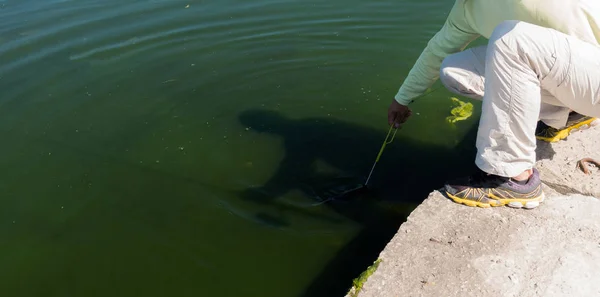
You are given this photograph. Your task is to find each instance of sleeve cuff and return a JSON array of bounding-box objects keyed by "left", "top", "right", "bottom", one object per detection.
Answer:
[{"left": 394, "top": 92, "right": 415, "bottom": 106}]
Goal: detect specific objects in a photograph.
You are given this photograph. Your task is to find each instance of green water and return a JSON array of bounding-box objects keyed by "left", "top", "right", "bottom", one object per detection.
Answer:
[{"left": 0, "top": 1, "right": 483, "bottom": 296}]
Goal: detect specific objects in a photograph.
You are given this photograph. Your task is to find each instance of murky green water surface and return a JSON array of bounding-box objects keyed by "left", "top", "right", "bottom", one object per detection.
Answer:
[{"left": 0, "top": 1, "right": 483, "bottom": 296}]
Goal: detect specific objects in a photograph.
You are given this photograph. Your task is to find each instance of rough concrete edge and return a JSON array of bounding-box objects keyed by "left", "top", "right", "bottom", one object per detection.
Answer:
[
  {"left": 343, "top": 124, "right": 600, "bottom": 296},
  {"left": 344, "top": 186, "right": 599, "bottom": 297},
  {"left": 345, "top": 258, "right": 383, "bottom": 297},
  {"left": 344, "top": 175, "right": 599, "bottom": 296},
  {"left": 342, "top": 189, "right": 444, "bottom": 297}
]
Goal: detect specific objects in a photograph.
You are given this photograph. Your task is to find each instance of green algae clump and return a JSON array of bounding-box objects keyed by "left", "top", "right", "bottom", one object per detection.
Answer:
[
  {"left": 446, "top": 97, "right": 473, "bottom": 123},
  {"left": 348, "top": 258, "right": 382, "bottom": 297}
]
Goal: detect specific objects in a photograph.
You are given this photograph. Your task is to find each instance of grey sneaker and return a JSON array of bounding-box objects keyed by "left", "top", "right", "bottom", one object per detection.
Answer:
[{"left": 444, "top": 168, "right": 544, "bottom": 209}]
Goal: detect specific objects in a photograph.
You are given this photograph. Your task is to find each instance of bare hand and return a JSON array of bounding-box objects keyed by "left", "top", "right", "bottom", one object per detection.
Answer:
[{"left": 387, "top": 99, "right": 412, "bottom": 128}]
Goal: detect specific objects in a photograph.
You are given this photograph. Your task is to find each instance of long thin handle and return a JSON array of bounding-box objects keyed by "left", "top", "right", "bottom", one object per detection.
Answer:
[
  {"left": 364, "top": 125, "right": 397, "bottom": 186},
  {"left": 363, "top": 84, "right": 443, "bottom": 186}
]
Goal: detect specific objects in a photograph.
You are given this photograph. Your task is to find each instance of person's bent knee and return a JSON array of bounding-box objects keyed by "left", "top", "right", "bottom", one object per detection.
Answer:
[
  {"left": 439, "top": 53, "right": 484, "bottom": 100},
  {"left": 439, "top": 56, "right": 459, "bottom": 91}
]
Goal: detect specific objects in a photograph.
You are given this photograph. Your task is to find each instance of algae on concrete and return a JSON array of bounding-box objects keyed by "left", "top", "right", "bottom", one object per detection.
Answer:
[{"left": 347, "top": 258, "right": 382, "bottom": 297}]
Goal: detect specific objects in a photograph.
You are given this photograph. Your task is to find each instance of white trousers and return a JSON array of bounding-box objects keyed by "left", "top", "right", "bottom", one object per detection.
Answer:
[{"left": 441, "top": 21, "right": 600, "bottom": 177}]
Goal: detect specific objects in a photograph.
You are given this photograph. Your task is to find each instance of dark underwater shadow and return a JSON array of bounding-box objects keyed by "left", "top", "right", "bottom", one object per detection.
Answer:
[{"left": 237, "top": 109, "right": 480, "bottom": 297}]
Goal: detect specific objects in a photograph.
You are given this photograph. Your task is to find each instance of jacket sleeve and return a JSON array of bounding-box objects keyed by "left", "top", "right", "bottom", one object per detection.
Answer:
[{"left": 394, "top": 0, "right": 480, "bottom": 105}]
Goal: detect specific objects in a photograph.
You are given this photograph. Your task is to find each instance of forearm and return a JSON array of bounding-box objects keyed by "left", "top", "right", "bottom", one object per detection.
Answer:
[{"left": 394, "top": 0, "right": 479, "bottom": 105}]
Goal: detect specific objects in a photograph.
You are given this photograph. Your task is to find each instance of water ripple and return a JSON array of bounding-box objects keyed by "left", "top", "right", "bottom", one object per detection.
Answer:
[{"left": 0, "top": 0, "right": 437, "bottom": 76}]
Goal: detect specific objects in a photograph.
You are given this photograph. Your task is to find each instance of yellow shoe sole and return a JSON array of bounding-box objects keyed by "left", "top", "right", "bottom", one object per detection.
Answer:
[
  {"left": 446, "top": 192, "right": 545, "bottom": 209},
  {"left": 536, "top": 117, "right": 597, "bottom": 143}
]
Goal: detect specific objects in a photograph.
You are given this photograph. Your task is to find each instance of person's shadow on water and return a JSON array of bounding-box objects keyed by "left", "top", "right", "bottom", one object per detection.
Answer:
[
  {"left": 236, "top": 108, "right": 480, "bottom": 297},
  {"left": 238, "top": 109, "right": 478, "bottom": 206}
]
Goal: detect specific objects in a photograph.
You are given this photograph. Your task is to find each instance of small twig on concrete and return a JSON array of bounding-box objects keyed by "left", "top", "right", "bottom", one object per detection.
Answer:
[
  {"left": 577, "top": 158, "right": 600, "bottom": 175},
  {"left": 429, "top": 237, "right": 452, "bottom": 245}
]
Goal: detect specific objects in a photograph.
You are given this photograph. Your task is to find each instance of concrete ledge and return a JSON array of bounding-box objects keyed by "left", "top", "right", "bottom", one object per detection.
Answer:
[{"left": 347, "top": 123, "right": 600, "bottom": 297}]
